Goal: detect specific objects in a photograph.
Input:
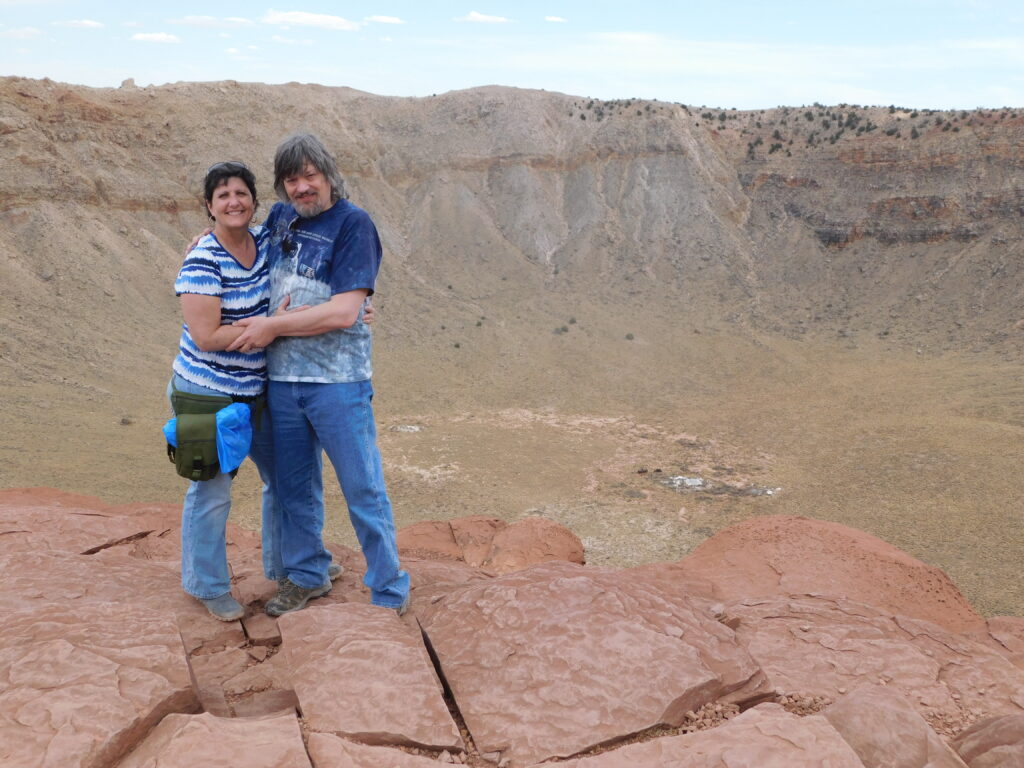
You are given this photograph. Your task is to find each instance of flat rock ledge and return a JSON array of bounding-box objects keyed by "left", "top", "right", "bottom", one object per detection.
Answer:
[{"left": 1, "top": 488, "right": 1022, "bottom": 768}]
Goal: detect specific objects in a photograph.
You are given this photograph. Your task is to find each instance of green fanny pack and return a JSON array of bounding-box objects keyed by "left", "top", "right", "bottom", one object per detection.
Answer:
[{"left": 166, "top": 386, "right": 266, "bottom": 482}]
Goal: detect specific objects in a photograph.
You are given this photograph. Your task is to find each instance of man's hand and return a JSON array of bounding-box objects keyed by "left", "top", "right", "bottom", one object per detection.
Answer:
[
  {"left": 363, "top": 301, "right": 376, "bottom": 325},
  {"left": 271, "top": 296, "right": 310, "bottom": 316},
  {"left": 227, "top": 316, "right": 279, "bottom": 353},
  {"left": 183, "top": 228, "right": 213, "bottom": 257}
]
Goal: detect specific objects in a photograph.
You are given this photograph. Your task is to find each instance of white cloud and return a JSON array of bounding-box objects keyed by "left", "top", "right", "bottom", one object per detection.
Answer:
[
  {"left": 53, "top": 19, "right": 104, "bottom": 29},
  {"left": 271, "top": 34, "right": 313, "bottom": 45},
  {"left": 132, "top": 32, "right": 180, "bottom": 43},
  {"left": 380, "top": 36, "right": 393, "bottom": 42},
  {"left": 545, "top": 16, "right": 567, "bottom": 23},
  {"left": 0, "top": 27, "right": 40, "bottom": 38},
  {"left": 121, "top": 21, "right": 142, "bottom": 28},
  {"left": 366, "top": 15, "right": 404, "bottom": 24},
  {"left": 226, "top": 47, "right": 239, "bottom": 54},
  {"left": 262, "top": 10, "right": 362, "bottom": 31},
  {"left": 455, "top": 11, "right": 509, "bottom": 23},
  {"left": 170, "top": 16, "right": 255, "bottom": 28}
]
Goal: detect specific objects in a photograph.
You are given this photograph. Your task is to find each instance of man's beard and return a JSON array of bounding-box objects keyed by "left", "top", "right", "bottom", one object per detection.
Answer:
[{"left": 293, "top": 199, "right": 327, "bottom": 218}]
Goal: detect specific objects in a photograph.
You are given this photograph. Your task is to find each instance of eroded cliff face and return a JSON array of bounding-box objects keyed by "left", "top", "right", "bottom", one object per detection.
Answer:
[{"left": 1, "top": 79, "right": 1020, "bottom": 372}]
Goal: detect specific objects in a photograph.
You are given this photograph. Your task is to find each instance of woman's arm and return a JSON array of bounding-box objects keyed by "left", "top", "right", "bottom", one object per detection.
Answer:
[{"left": 181, "top": 294, "right": 246, "bottom": 351}]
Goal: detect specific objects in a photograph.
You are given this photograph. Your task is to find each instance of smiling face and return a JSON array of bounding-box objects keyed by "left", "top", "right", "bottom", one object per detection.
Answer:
[
  {"left": 207, "top": 175, "right": 255, "bottom": 230},
  {"left": 284, "top": 162, "right": 333, "bottom": 218}
]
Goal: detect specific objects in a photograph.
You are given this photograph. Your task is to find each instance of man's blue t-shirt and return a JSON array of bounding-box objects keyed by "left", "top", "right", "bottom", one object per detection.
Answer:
[{"left": 264, "top": 199, "right": 380, "bottom": 383}]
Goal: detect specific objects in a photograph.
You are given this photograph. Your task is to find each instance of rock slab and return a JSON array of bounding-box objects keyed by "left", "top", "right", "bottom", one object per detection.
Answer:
[
  {"left": 822, "top": 684, "right": 968, "bottom": 767},
  {"left": 727, "top": 596, "right": 1024, "bottom": 736},
  {"left": 279, "top": 602, "right": 461, "bottom": 750},
  {"left": 420, "top": 560, "right": 770, "bottom": 766},
  {"left": 116, "top": 712, "right": 310, "bottom": 767},
  {"left": 951, "top": 713, "right": 1024, "bottom": 768},
  {"left": 526, "top": 703, "right": 867, "bottom": 767}
]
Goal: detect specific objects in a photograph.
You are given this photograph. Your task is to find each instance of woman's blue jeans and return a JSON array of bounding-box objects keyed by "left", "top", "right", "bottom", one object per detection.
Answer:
[
  {"left": 168, "top": 374, "right": 284, "bottom": 599},
  {"left": 268, "top": 378, "right": 409, "bottom": 608}
]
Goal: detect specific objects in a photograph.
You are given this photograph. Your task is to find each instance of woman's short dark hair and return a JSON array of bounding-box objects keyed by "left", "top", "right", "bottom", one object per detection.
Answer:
[
  {"left": 203, "top": 162, "right": 258, "bottom": 221},
  {"left": 273, "top": 133, "right": 346, "bottom": 204}
]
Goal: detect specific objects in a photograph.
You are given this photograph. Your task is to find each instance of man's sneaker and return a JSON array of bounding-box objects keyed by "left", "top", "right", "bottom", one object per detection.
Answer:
[
  {"left": 277, "top": 561, "right": 343, "bottom": 589},
  {"left": 266, "top": 578, "right": 331, "bottom": 617},
  {"left": 200, "top": 593, "right": 245, "bottom": 622}
]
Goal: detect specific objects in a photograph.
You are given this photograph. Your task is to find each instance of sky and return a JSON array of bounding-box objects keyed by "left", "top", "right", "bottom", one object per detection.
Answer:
[{"left": 1, "top": 1, "right": 1022, "bottom": 109}]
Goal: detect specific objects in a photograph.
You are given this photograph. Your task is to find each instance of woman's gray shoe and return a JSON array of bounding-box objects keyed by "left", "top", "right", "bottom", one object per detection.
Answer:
[
  {"left": 200, "top": 593, "right": 245, "bottom": 621},
  {"left": 266, "top": 578, "right": 331, "bottom": 617}
]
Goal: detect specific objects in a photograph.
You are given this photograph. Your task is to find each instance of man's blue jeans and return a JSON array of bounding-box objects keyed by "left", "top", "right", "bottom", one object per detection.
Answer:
[
  {"left": 268, "top": 378, "right": 409, "bottom": 608},
  {"left": 168, "top": 374, "right": 284, "bottom": 599}
]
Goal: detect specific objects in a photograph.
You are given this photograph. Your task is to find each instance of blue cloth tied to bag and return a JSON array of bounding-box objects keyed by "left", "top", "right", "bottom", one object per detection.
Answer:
[{"left": 162, "top": 402, "right": 252, "bottom": 474}]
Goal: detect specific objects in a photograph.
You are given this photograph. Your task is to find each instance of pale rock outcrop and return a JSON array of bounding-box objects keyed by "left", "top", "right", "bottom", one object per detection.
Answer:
[
  {"left": 525, "top": 703, "right": 866, "bottom": 767},
  {"left": 822, "top": 685, "right": 968, "bottom": 767},
  {"left": 279, "top": 602, "right": 461, "bottom": 750},
  {"left": 727, "top": 596, "right": 1024, "bottom": 735},
  {"left": 419, "top": 560, "right": 770, "bottom": 767},
  {"left": 116, "top": 712, "right": 310, "bottom": 768},
  {"left": 307, "top": 733, "right": 446, "bottom": 768},
  {"left": 670, "top": 515, "right": 986, "bottom": 635},
  {"left": 951, "top": 714, "right": 1024, "bottom": 768}
]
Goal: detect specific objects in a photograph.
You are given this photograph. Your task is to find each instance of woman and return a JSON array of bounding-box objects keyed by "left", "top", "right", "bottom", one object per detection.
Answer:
[{"left": 170, "top": 161, "right": 357, "bottom": 620}]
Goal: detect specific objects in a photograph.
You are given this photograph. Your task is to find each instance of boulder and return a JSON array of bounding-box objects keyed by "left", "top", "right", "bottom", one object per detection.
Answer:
[
  {"left": 419, "top": 560, "right": 770, "bottom": 766},
  {"left": 726, "top": 596, "right": 1024, "bottom": 736},
  {"left": 951, "top": 714, "right": 1024, "bottom": 768},
  {"left": 484, "top": 516, "right": 585, "bottom": 573},
  {"left": 279, "top": 602, "right": 461, "bottom": 750},
  {"left": 672, "top": 515, "right": 986, "bottom": 635},
  {"left": 116, "top": 712, "right": 310, "bottom": 767},
  {"left": 822, "top": 684, "right": 967, "bottom": 767},
  {"left": 525, "top": 703, "right": 866, "bottom": 767}
]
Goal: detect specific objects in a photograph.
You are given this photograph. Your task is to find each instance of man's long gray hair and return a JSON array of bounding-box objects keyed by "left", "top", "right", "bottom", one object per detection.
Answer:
[{"left": 273, "top": 133, "right": 347, "bottom": 203}]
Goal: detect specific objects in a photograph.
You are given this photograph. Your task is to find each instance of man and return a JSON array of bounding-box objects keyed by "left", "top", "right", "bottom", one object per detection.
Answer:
[{"left": 229, "top": 133, "right": 409, "bottom": 616}]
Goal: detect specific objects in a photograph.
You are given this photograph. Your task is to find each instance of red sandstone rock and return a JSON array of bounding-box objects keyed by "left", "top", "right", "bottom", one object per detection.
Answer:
[
  {"left": 0, "top": 488, "right": 175, "bottom": 556},
  {"left": 279, "top": 602, "right": 461, "bottom": 750},
  {"left": 483, "top": 516, "right": 585, "bottom": 573},
  {"left": 672, "top": 515, "right": 986, "bottom": 635},
  {"left": 822, "top": 685, "right": 968, "bottom": 767},
  {"left": 726, "top": 596, "right": 1024, "bottom": 735},
  {"left": 0, "top": 603, "right": 196, "bottom": 768},
  {"left": 951, "top": 714, "right": 1024, "bottom": 767},
  {"left": 397, "top": 520, "right": 465, "bottom": 560},
  {"left": 525, "top": 703, "right": 866, "bottom": 767},
  {"left": 116, "top": 712, "right": 310, "bottom": 767},
  {"left": 397, "top": 515, "right": 583, "bottom": 576},
  {"left": 307, "top": 733, "right": 447, "bottom": 767},
  {"left": 984, "top": 616, "right": 1024, "bottom": 669},
  {"left": 419, "top": 560, "right": 770, "bottom": 767},
  {"left": 450, "top": 515, "right": 507, "bottom": 566}
]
